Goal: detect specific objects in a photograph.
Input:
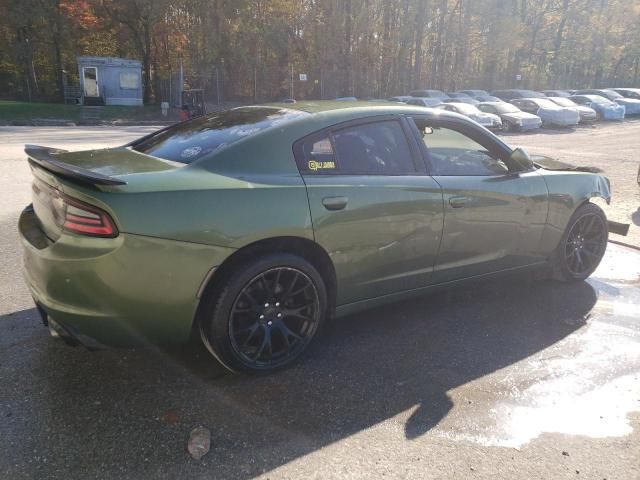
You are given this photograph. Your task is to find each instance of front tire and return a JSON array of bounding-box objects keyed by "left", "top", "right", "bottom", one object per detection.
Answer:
[
  {"left": 199, "top": 253, "right": 327, "bottom": 374},
  {"left": 552, "top": 203, "right": 608, "bottom": 282}
]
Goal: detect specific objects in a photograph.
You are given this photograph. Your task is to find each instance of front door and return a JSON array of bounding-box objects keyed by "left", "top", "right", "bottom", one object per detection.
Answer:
[
  {"left": 294, "top": 117, "right": 444, "bottom": 305},
  {"left": 409, "top": 116, "right": 549, "bottom": 283},
  {"left": 83, "top": 67, "right": 99, "bottom": 97}
]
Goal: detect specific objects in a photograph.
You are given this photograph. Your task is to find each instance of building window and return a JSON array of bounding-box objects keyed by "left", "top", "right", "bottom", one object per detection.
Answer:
[{"left": 119, "top": 72, "right": 139, "bottom": 89}]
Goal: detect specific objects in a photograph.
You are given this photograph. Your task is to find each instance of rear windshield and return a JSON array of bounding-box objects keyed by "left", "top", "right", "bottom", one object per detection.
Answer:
[{"left": 132, "top": 107, "right": 309, "bottom": 163}]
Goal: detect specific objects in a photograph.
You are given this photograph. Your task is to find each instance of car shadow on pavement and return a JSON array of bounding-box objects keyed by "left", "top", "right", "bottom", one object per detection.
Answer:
[{"left": 1, "top": 275, "right": 597, "bottom": 479}]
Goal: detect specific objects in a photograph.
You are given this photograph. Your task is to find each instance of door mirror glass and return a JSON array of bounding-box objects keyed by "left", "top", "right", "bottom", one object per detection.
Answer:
[{"left": 509, "top": 147, "right": 534, "bottom": 172}]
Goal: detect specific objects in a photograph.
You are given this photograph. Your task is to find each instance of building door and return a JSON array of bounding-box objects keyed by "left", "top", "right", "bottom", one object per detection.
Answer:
[{"left": 83, "top": 67, "right": 99, "bottom": 97}]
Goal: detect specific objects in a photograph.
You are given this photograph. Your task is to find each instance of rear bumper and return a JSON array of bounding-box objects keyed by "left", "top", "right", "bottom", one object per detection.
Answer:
[
  {"left": 34, "top": 302, "right": 109, "bottom": 349},
  {"left": 19, "top": 205, "right": 235, "bottom": 347}
]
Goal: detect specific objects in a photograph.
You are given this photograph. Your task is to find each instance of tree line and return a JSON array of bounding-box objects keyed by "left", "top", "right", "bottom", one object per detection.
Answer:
[{"left": 1, "top": 0, "right": 639, "bottom": 104}]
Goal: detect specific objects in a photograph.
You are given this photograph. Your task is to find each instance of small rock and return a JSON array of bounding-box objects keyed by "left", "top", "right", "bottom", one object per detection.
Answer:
[
  {"left": 562, "top": 451, "right": 570, "bottom": 456},
  {"left": 162, "top": 409, "right": 179, "bottom": 425},
  {"left": 470, "top": 467, "right": 475, "bottom": 471},
  {"left": 188, "top": 426, "right": 211, "bottom": 460}
]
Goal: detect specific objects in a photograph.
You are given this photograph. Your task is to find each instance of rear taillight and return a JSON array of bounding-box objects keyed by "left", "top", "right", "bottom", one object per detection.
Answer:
[{"left": 60, "top": 195, "right": 118, "bottom": 237}]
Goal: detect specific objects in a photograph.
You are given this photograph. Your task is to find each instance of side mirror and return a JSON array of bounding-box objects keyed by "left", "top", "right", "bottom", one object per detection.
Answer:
[{"left": 509, "top": 147, "right": 534, "bottom": 172}]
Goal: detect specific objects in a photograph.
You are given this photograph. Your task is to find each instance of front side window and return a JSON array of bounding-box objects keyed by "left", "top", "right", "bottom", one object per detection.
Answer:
[
  {"left": 478, "top": 104, "right": 496, "bottom": 114},
  {"left": 414, "top": 122, "right": 509, "bottom": 176}
]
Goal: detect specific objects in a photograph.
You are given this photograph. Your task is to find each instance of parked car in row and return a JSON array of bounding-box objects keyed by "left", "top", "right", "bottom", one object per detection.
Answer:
[
  {"left": 443, "top": 93, "right": 479, "bottom": 105},
  {"left": 491, "top": 89, "right": 546, "bottom": 101},
  {"left": 510, "top": 98, "right": 580, "bottom": 128},
  {"left": 569, "top": 94, "right": 626, "bottom": 120},
  {"left": 388, "top": 96, "right": 412, "bottom": 103},
  {"left": 457, "top": 90, "right": 504, "bottom": 102},
  {"left": 409, "top": 89, "right": 450, "bottom": 101},
  {"left": 457, "top": 89, "right": 487, "bottom": 98},
  {"left": 576, "top": 89, "right": 640, "bottom": 115},
  {"left": 611, "top": 87, "right": 640, "bottom": 100},
  {"left": 546, "top": 97, "right": 597, "bottom": 123},
  {"left": 406, "top": 97, "right": 443, "bottom": 107},
  {"left": 477, "top": 102, "right": 543, "bottom": 132},
  {"left": 540, "top": 90, "right": 572, "bottom": 98},
  {"left": 437, "top": 102, "right": 502, "bottom": 129}
]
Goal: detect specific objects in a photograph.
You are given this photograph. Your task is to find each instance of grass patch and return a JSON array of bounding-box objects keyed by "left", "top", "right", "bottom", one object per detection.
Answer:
[
  {"left": 0, "top": 100, "right": 81, "bottom": 121},
  {"left": 0, "top": 101, "right": 177, "bottom": 123}
]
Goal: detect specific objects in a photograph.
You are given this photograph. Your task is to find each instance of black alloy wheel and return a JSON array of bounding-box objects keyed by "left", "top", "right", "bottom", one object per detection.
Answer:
[
  {"left": 228, "top": 267, "right": 320, "bottom": 369},
  {"left": 200, "top": 253, "right": 327, "bottom": 374},
  {"left": 564, "top": 212, "right": 607, "bottom": 277},
  {"left": 555, "top": 203, "right": 608, "bottom": 281}
]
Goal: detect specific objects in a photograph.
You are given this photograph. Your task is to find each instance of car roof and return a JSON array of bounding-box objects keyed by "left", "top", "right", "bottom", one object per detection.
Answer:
[
  {"left": 571, "top": 94, "right": 606, "bottom": 101},
  {"left": 261, "top": 100, "right": 466, "bottom": 124},
  {"left": 440, "top": 102, "right": 475, "bottom": 108}
]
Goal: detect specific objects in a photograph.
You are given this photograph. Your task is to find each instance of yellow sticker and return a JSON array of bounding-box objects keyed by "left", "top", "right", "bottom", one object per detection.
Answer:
[{"left": 308, "top": 160, "right": 336, "bottom": 171}]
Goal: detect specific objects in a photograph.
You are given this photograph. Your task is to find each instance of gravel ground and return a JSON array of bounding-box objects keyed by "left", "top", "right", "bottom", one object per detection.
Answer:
[
  {"left": 0, "top": 125, "right": 639, "bottom": 479},
  {"left": 504, "top": 119, "right": 640, "bottom": 247}
]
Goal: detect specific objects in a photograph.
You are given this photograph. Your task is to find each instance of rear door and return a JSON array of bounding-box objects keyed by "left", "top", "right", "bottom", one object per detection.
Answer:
[
  {"left": 295, "top": 116, "right": 444, "bottom": 305},
  {"left": 408, "top": 115, "right": 549, "bottom": 283}
]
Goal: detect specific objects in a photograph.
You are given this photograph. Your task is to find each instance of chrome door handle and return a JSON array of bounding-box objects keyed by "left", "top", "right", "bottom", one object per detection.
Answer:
[
  {"left": 449, "top": 196, "right": 469, "bottom": 208},
  {"left": 322, "top": 196, "right": 348, "bottom": 211}
]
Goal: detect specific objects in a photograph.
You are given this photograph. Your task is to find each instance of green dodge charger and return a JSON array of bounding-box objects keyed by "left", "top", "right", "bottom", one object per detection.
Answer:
[{"left": 19, "top": 102, "right": 611, "bottom": 373}]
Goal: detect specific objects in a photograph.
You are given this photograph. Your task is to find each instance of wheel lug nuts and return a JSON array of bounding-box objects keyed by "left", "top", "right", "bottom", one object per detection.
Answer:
[
  {"left": 277, "top": 313, "right": 282, "bottom": 318},
  {"left": 275, "top": 302, "right": 280, "bottom": 307},
  {"left": 259, "top": 314, "right": 264, "bottom": 319},
  {"left": 267, "top": 320, "right": 272, "bottom": 326},
  {"left": 264, "top": 303, "right": 269, "bottom": 307}
]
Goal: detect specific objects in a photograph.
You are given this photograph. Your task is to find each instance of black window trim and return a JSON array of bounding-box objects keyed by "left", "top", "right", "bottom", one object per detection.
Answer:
[{"left": 293, "top": 114, "right": 427, "bottom": 177}]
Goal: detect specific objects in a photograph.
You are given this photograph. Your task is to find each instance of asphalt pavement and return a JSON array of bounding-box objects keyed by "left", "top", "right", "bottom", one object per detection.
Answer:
[{"left": 1, "top": 125, "right": 639, "bottom": 479}]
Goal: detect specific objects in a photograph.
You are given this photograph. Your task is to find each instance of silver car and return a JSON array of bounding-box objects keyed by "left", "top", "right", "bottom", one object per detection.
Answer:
[
  {"left": 546, "top": 96, "right": 597, "bottom": 123},
  {"left": 610, "top": 88, "right": 640, "bottom": 101},
  {"left": 511, "top": 98, "right": 580, "bottom": 127},
  {"left": 477, "top": 102, "right": 542, "bottom": 132},
  {"left": 437, "top": 102, "right": 502, "bottom": 129}
]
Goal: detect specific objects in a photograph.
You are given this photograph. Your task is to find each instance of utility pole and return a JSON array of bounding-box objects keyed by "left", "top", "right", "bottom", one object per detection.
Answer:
[
  {"left": 254, "top": 66, "right": 257, "bottom": 102},
  {"left": 215, "top": 66, "right": 220, "bottom": 105},
  {"left": 290, "top": 64, "right": 294, "bottom": 99}
]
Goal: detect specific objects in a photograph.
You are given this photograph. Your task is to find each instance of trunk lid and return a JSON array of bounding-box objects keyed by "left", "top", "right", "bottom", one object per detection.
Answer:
[{"left": 27, "top": 145, "right": 180, "bottom": 241}]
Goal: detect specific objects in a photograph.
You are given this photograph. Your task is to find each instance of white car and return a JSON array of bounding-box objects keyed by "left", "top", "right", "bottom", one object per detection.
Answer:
[{"left": 437, "top": 102, "right": 502, "bottom": 129}]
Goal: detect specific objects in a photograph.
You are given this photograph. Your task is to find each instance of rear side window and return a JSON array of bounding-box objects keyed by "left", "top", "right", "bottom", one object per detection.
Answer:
[
  {"left": 295, "top": 120, "right": 416, "bottom": 175},
  {"left": 132, "top": 107, "right": 308, "bottom": 164}
]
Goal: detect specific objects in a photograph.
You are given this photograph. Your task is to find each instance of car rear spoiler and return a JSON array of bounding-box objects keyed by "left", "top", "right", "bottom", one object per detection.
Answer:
[{"left": 24, "top": 144, "right": 127, "bottom": 186}]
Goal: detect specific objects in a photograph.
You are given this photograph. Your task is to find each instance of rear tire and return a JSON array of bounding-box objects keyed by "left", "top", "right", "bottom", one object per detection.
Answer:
[
  {"left": 551, "top": 203, "right": 608, "bottom": 282},
  {"left": 199, "top": 253, "right": 327, "bottom": 374}
]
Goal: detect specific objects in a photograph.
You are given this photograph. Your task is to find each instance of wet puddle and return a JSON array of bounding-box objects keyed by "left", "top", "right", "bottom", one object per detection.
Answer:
[{"left": 440, "top": 244, "right": 640, "bottom": 448}]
